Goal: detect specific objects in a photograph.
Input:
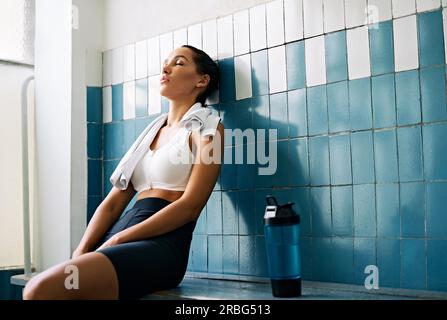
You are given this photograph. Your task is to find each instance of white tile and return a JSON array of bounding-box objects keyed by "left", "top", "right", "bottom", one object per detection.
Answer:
[
  {"left": 148, "top": 36, "right": 161, "bottom": 76},
  {"left": 249, "top": 4, "right": 267, "bottom": 51},
  {"left": 268, "top": 45, "right": 287, "bottom": 93},
  {"left": 347, "top": 26, "right": 371, "bottom": 79},
  {"left": 284, "top": 0, "right": 304, "bottom": 42},
  {"left": 392, "top": 0, "right": 416, "bottom": 17},
  {"left": 416, "top": 0, "right": 441, "bottom": 12},
  {"left": 112, "top": 46, "right": 124, "bottom": 85},
  {"left": 188, "top": 23, "right": 202, "bottom": 49},
  {"left": 443, "top": 0, "right": 447, "bottom": 7},
  {"left": 159, "top": 33, "right": 173, "bottom": 72},
  {"left": 234, "top": 9, "right": 250, "bottom": 56},
  {"left": 135, "top": 40, "right": 148, "bottom": 80},
  {"left": 148, "top": 75, "right": 161, "bottom": 115},
  {"left": 123, "top": 81, "right": 135, "bottom": 120},
  {"left": 305, "top": 36, "right": 327, "bottom": 87},
  {"left": 86, "top": 49, "right": 102, "bottom": 87},
  {"left": 173, "top": 28, "right": 188, "bottom": 49},
  {"left": 234, "top": 54, "right": 252, "bottom": 100},
  {"left": 217, "top": 15, "right": 234, "bottom": 59},
  {"left": 345, "top": 0, "right": 367, "bottom": 28},
  {"left": 266, "top": 0, "right": 285, "bottom": 47},
  {"left": 444, "top": 8, "right": 447, "bottom": 64},
  {"left": 393, "top": 15, "right": 419, "bottom": 71},
  {"left": 102, "top": 50, "right": 112, "bottom": 86},
  {"left": 303, "top": 0, "right": 324, "bottom": 38},
  {"left": 323, "top": 0, "right": 345, "bottom": 33},
  {"left": 123, "top": 43, "right": 135, "bottom": 82},
  {"left": 367, "top": 0, "right": 392, "bottom": 24},
  {"left": 202, "top": 19, "right": 218, "bottom": 60},
  {"left": 102, "top": 86, "right": 112, "bottom": 123}
]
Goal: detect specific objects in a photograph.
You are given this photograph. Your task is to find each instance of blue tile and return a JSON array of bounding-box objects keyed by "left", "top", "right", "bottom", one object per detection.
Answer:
[
  {"left": 427, "top": 240, "right": 447, "bottom": 291},
  {"left": 270, "top": 92, "right": 288, "bottom": 139},
  {"left": 222, "top": 191, "right": 238, "bottom": 235},
  {"left": 239, "top": 235, "right": 256, "bottom": 275},
  {"left": 88, "top": 159, "right": 102, "bottom": 196},
  {"left": 374, "top": 129, "right": 398, "bottom": 183},
  {"left": 353, "top": 184, "right": 376, "bottom": 237},
  {"left": 271, "top": 189, "right": 292, "bottom": 207},
  {"left": 252, "top": 95, "right": 270, "bottom": 131},
  {"left": 122, "top": 120, "right": 136, "bottom": 153},
  {"left": 427, "top": 182, "right": 447, "bottom": 238},
  {"left": 238, "top": 191, "right": 256, "bottom": 235},
  {"left": 397, "top": 126, "right": 423, "bottom": 182},
  {"left": 327, "top": 81, "right": 350, "bottom": 133},
  {"left": 423, "top": 123, "right": 447, "bottom": 180},
  {"left": 288, "top": 88, "right": 307, "bottom": 138},
  {"left": 332, "top": 238, "right": 354, "bottom": 284},
  {"left": 351, "top": 131, "right": 375, "bottom": 184},
  {"left": 134, "top": 117, "right": 151, "bottom": 138},
  {"left": 192, "top": 235, "right": 208, "bottom": 272},
  {"left": 396, "top": 70, "right": 421, "bottom": 125},
  {"left": 223, "top": 235, "right": 239, "bottom": 274},
  {"left": 112, "top": 84, "right": 123, "bottom": 121},
  {"left": 310, "top": 187, "right": 332, "bottom": 237},
  {"left": 309, "top": 136, "right": 330, "bottom": 186},
  {"left": 312, "top": 238, "right": 332, "bottom": 282},
  {"left": 251, "top": 50, "right": 269, "bottom": 96},
  {"left": 221, "top": 102, "right": 237, "bottom": 147},
  {"left": 354, "top": 238, "right": 376, "bottom": 285},
  {"left": 271, "top": 140, "right": 289, "bottom": 187},
  {"left": 208, "top": 235, "right": 223, "bottom": 274},
  {"left": 218, "top": 58, "right": 236, "bottom": 103},
  {"left": 300, "top": 237, "right": 312, "bottom": 280},
  {"left": 87, "top": 87, "right": 103, "bottom": 123},
  {"left": 87, "top": 196, "right": 102, "bottom": 224},
  {"left": 235, "top": 98, "right": 253, "bottom": 131},
  {"left": 289, "top": 138, "right": 310, "bottom": 186},
  {"left": 349, "top": 78, "right": 372, "bottom": 131},
  {"left": 377, "top": 238, "right": 400, "bottom": 288},
  {"left": 87, "top": 123, "right": 102, "bottom": 159},
  {"left": 104, "top": 122, "right": 124, "bottom": 160},
  {"left": 291, "top": 187, "right": 311, "bottom": 236},
  {"left": 325, "top": 31, "right": 348, "bottom": 83},
  {"left": 372, "top": 74, "right": 396, "bottom": 128},
  {"left": 206, "top": 191, "right": 222, "bottom": 234},
  {"left": 135, "top": 78, "right": 148, "bottom": 118},
  {"left": 236, "top": 148, "right": 256, "bottom": 189},
  {"left": 329, "top": 134, "right": 352, "bottom": 185},
  {"left": 331, "top": 186, "right": 353, "bottom": 237},
  {"left": 255, "top": 236, "right": 269, "bottom": 277},
  {"left": 400, "top": 182, "right": 425, "bottom": 238},
  {"left": 194, "top": 206, "right": 207, "bottom": 234},
  {"left": 103, "top": 159, "right": 119, "bottom": 195},
  {"left": 376, "top": 183, "right": 400, "bottom": 237},
  {"left": 307, "top": 85, "right": 328, "bottom": 135},
  {"left": 418, "top": 10, "right": 445, "bottom": 68},
  {"left": 401, "top": 239, "right": 426, "bottom": 290},
  {"left": 221, "top": 148, "right": 238, "bottom": 189},
  {"left": 286, "top": 41, "right": 306, "bottom": 90},
  {"left": 420, "top": 66, "right": 447, "bottom": 122},
  {"left": 369, "top": 20, "right": 394, "bottom": 75}
]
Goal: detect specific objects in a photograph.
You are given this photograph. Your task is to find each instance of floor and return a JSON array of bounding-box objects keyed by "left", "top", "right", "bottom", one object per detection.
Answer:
[{"left": 144, "top": 276, "right": 447, "bottom": 300}]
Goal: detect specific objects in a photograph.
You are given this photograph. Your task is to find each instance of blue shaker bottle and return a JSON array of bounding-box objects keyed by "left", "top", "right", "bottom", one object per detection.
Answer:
[{"left": 264, "top": 195, "right": 301, "bottom": 297}]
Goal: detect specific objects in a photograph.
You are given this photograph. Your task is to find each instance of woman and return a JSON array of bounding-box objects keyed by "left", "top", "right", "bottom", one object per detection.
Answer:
[{"left": 23, "top": 45, "right": 224, "bottom": 300}]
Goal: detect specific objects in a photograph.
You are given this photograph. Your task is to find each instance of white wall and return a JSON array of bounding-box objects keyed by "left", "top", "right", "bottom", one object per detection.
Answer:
[
  {"left": 34, "top": 0, "right": 73, "bottom": 270},
  {"left": 103, "top": 0, "right": 271, "bottom": 50}
]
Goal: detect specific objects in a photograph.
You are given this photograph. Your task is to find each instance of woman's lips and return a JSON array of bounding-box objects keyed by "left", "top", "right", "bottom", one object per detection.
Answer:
[{"left": 160, "top": 76, "right": 169, "bottom": 84}]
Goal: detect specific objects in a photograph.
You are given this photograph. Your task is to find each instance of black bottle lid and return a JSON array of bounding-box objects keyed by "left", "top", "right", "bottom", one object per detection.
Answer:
[{"left": 264, "top": 195, "right": 300, "bottom": 226}]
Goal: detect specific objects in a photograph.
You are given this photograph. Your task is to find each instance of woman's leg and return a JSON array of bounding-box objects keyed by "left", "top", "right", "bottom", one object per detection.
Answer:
[{"left": 23, "top": 252, "right": 118, "bottom": 300}]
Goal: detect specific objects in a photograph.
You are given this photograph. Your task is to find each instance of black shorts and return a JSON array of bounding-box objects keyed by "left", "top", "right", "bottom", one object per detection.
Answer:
[{"left": 93, "top": 197, "right": 196, "bottom": 300}]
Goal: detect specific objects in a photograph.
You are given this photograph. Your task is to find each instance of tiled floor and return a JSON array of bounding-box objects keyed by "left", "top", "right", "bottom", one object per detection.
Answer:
[{"left": 144, "top": 276, "right": 447, "bottom": 300}]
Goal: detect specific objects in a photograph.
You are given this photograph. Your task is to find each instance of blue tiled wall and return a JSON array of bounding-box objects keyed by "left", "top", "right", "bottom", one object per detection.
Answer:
[{"left": 87, "top": 3, "right": 447, "bottom": 292}]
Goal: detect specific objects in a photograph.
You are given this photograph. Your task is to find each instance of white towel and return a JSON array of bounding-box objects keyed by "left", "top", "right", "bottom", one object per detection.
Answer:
[{"left": 110, "top": 102, "right": 221, "bottom": 190}]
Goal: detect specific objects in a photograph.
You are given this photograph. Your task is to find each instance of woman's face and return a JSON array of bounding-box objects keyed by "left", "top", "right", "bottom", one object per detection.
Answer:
[{"left": 159, "top": 47, "right": 209, "bottom": 102}]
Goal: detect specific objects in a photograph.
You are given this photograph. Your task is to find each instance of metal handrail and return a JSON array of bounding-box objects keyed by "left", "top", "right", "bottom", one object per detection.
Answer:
[{"left": 21, "top": 75, "right": 35, "bottom": 276}]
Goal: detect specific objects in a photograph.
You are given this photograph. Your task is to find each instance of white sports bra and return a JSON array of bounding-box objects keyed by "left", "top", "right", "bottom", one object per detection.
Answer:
[{"left": 131, "top": 126, "right": 195, "bottom": 193}]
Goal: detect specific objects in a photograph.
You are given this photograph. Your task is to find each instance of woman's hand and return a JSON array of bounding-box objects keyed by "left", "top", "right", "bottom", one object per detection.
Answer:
[
  {"left": 95, "top": 233, "right": 124, "bottom": 251},
  {"left": 71, "top": 246, "right": 89, "bottom": 259}
]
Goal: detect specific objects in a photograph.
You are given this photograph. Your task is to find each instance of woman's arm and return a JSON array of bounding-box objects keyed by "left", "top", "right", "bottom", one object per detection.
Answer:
[{"left": 74, "top": 183, "right": 136, "bottom": 255}]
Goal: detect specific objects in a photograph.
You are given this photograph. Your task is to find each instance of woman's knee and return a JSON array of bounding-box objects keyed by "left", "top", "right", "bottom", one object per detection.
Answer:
[{"left": 23, "top": 274, "right": 56, "bottom": 300}]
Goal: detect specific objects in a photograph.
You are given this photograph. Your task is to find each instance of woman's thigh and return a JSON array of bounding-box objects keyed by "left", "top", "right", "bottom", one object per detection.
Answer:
[{"left": 23, "top": 252, "right": 119, "bottom": 300}]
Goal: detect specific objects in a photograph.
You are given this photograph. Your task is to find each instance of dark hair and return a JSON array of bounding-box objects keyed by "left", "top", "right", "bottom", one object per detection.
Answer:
[{"left": 181, "top": 45, "right": 219, "bottom": 106}]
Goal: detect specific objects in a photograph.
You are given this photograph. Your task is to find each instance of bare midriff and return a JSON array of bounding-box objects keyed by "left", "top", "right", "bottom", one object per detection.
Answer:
[{"left": 136, "top": 188, "right": 184, "bottom": 203}]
